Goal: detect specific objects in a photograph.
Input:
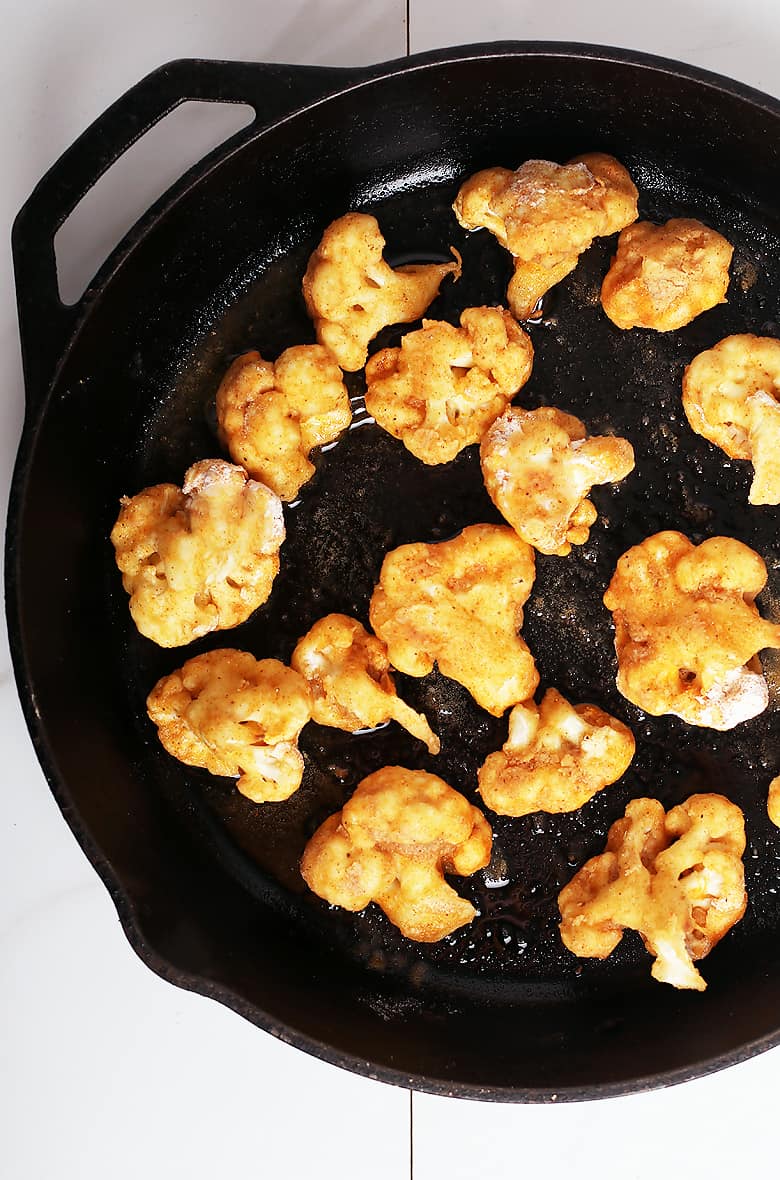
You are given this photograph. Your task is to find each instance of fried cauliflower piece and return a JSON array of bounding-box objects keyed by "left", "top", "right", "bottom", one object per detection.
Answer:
[
  {"left": 604, "top": 531, "right": 780, "bottom": 729},
  {"left": 215, "top": 346, "right": 351, "bottom": 501},
  {"left": 682, "top": 334, "right": 780, "bottom": 505},
  {"left": 146, "top": 649, "right": 312, "bottom": 803},
  {"left": 480, "top": 406, "right": 634, "bottom": 556},
  {"left": 291, "top": 613, "right": 439, "bottom": 753},
  {"left": 300, "top": 766, "right": 492, "bottom": 941},
  {"left": 768, "top": 775, "right": 780, "bottom": 828},
  {"left": 364, "top": 307, "right": 533, "bottom": 464},
  {"left": 302, "top": 212, "right": 461, "bottom": 371},
  {"left": 110, "top": 459, "right": 285, "bottom": 647},
  {"left": 601, "top": 218, "right": 733, "bottom": 331},
  {"left": 453, "top": 152, "right": 638, "bottom": 318},
  {"left": 369, "top": 524, "right": 538, "bottom": 716},
  {"left": 478, "top": 688, "right": 635, "bottom": 817},
  {"left": 559, "top": 793, "right": 746, "bottom": 990}
]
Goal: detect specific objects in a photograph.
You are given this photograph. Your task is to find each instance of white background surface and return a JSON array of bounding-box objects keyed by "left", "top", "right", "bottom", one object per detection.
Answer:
[{"left": 2, "top": 2, "right": 779, "bottom": 1177}]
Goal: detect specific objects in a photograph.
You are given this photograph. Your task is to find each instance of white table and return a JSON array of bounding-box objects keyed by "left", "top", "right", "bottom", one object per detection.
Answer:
[{"left": 2, "top": 3, "right": 779, "bottom": 1176}]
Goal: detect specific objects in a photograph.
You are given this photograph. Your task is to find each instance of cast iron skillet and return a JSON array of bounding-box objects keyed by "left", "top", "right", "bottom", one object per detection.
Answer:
[{"left": 8, "top": 42, "right": 780, "bottom": 1101}]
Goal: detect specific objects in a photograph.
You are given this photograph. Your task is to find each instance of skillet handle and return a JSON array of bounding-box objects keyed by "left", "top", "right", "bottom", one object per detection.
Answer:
[{"left": 12, "top": 57, "right": 368, "bottom": 414}]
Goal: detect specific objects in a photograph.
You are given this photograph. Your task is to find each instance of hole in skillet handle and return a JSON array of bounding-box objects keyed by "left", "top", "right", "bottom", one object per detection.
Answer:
[{"left": 53, "top": 101, "right": 255, "bottom": 306}]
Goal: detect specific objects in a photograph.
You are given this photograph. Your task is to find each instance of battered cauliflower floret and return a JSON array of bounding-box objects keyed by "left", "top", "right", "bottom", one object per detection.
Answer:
[
  {"left": 302, "top": 212, "right": 461, "bottom": 371},
  {"left": 369, "top": 523, "right": 538, "bottom": 716},
  {"left": 478, "top": 688, "right": 635, "bottom": 817},
  {"left": 364, "top": 307, "right": 533, "bottom": 464},
  {"left": 291, "top": 614, "right": 439, "bottom": 753},
  {"left": 110, "top": 459, "right": 285, "bottom": 647},
  {"left": 558, "top": 793, "right": 747, "bottom": 990},
  {"left": 146, "top": 649, "right": 312, "bottom": 803},
  {"left": 682, "top": 334, "right": 780, "bottom": 505},
  {"left": 768, "top": 775, "right": 780, "bottom": 828},
  {"left": 480, "top": 406, "right": 635, "bottom": 556},
  {"left": 215, "top": 346, "right": 351, "bottom": 501},
  {"left": 453, "top": 152, "right": 638, "bottom": 318},
  {"left": 604, "top": 531, "right": 780, "bottom": 729},
  {"left": 601, "top": 218, "right": 733, "bottom": 331},
  {"left": 300, "top": 766, "right": 492, "bottom": 941}
]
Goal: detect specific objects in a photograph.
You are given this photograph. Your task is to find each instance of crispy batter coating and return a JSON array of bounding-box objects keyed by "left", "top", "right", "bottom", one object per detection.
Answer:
[
  {"left": 300, "top": 766, "right": 492, "bottom": 941},
  {"left": 559, "top": 793, "right": 746, "bottom": 990},
  {"left": 302, "top": 212, "right": 461, "bottom": 371},
  {"left": 146, "top": 649, "right": 312, "bottom": 803},
  {"left": 453, "top": 152, "right": 638, "bottom": 318},
  {"left": 215, "top": 346, "right": 351, "bottom": 501},
  {"left": 480, "top": 406, "right": 635, "bottom": 555},
  {"left": 478, "top": 688, "right": 635, "bottom": 817},
  {"left": 110, "top": 459, "right": 285, "bottom": 648},
  {"left": 291, "top": 613, "right": 439, "bottom": 753},
  {"left": 369, "top": 523, "right": 538, "bottom": 716},
  {"left": 364, "top": 307, "right": 533, "bottom": 464},
  {"left": 601, "top": 218, "right": 733, "bottom": 331},
  {"left": 604, "top": 531, "right": 780, "bottom": 729},
  {"left": 769, "top": 775, "right": 780, "bottom": 828},
  {"left": 682, "top": 334, "right": 780, "bottom": 505}
]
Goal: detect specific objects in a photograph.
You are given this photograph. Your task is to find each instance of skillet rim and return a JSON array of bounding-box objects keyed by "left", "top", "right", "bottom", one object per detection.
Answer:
[{"left": 7, "top": 39, "right": 780, "bottom": 1102}]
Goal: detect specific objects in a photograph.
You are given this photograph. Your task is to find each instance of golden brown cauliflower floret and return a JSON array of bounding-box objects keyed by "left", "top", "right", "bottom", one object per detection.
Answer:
[
  {"left": 478, "top": 688, "right": 635, "bottom": 817},
  {"left": 364, "top": 307, "right": 533, "bottom": 464},
  {"left": 291, "top": 613, "right": 439, "bottom": 753},
  {"left": 768, "top": 775, "right": 780, "bottom": 828},
  {"left": 110, "top": 459, "right": 285, "bottom": 648},
  {"left": 480, "top": 406, "right": 635, "bottom": 556},
  {"left": 601, "top": 218, "right": 733, "bottom": 331},
  {"left": 604, "top": 531, "right": 780, "bottom": 729},
  {"left": 559, "top": 793, "right": 747, "bottom": 990},
  {"left": 682, "top": 334, "right": 780, "bottom": 505},
  {"left": 215, "top": 346, "right": 351, "bottom": 501},
  {"left": 300, "top": 766, "right": 492, "bottom": 941},
  {"left": 302, "top": 212, "right": 461, "bottom": 372},
  {"left": 146, "top": 649, "right": 312, "bottom": 803},
  {"left": 453, "top": 152, "right": 638, "bottom": 319},
  {"left": 369, "top": 523, "right": 538, "bottom": 716}
]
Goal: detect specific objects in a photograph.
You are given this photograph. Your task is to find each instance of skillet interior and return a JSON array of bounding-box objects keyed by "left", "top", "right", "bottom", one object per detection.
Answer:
[{"left": 11, "top": 47, "right": 780, "bottom": 1099}]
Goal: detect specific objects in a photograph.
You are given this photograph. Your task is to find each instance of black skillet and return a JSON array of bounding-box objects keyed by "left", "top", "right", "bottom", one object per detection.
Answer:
[{"left": 8, "top": 42, "right": 780, "bottom": 1101}]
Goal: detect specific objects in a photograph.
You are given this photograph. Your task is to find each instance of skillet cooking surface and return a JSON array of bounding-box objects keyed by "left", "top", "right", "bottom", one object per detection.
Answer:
[
  {"left": 11, "top": 45, "right": 780, "bottom": 1098},
  {"left": 132, "top": 176, "right": 780, "bottom": 990}
]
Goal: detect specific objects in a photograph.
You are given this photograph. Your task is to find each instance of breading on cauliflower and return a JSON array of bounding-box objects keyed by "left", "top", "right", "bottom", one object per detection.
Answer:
[
  {"left": 291, "top": 613, "right": 439, "bottom": 753},
  {"left": 453, "top": 152, "right": 638, "bottom": 319},
  {"left": 601, "top": 218, "right": 733, "bottom": 331},
  {"left": 215, "top": 346, "right": 351, "bottom": 501},
  {"left": 302, "top": 212, "right": 461, "bottom": 372},
  {"left": 480, "top": 406, "right": 635, "bottom": 555},
  {"left": 603, "top": 531, "right": 780, "bottom": 729},
  {"left": 558, "top": 793, "right": 747, "bottom": 990},
  {"left": 364, "top": 307, "right": 534, "bottom": 464},
  {"left": 110, "top": 459, "right": 285, "bottom": 648},
  {"left": 682, "top": 334, "right": 780, "bottom": 505},
  {"left": 478, "top": 688, "right": 635, "bottom": 817},
  {"left": 768, "top": 775, "right": 780, "bottom": 828},
  {"left": 146, "top": 649, "right": 312, "bottom": 802},
  {"left": 369, "top": 523, "right": 538, "bottom": 716},
  {"left": 300, "top": 766, "right": 492, "bottom": 941}
]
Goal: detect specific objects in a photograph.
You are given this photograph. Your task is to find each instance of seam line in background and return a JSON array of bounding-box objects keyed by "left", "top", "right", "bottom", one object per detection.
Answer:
[{"left": 405, "top": 0, "right": 410, "bottom": 55}]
